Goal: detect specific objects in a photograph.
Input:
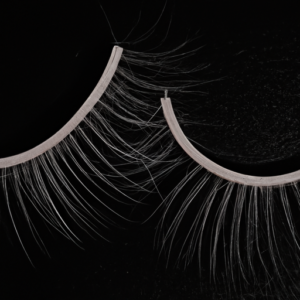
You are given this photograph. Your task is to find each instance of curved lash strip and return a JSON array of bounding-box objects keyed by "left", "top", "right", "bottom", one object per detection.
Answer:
[
  {"left": 162, "top": 97, "right": 300, "bottom": 187},
  {"left": 156, "top": 97, "right": 300, "bottom": 297},
  {"left": 0, "top": 41, "right": 207, "bottom": 262}
]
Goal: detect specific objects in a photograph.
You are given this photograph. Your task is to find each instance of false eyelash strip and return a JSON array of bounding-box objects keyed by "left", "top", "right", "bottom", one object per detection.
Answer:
[
  {"left": 0, "top": 42, "right": 206, "bottom": 262},
  {"left": 156, "top": 96, "right": 300, "bottom": 296}
]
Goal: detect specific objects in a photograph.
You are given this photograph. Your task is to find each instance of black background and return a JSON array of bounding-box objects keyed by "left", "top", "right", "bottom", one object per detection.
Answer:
[{"left": 1, "top": 1, "right": 300, "bottom": 299}]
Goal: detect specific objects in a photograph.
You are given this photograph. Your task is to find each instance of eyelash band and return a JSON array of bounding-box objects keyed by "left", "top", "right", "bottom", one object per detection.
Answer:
[
  {"left": 0, "top": 47, "right": 122, "bottom": 169},
  {"left": 157, "top": 95, "right": 300, "bottom": 297},
  {"left": 161, "top": 97, "right": 300, "bottom": 186}
]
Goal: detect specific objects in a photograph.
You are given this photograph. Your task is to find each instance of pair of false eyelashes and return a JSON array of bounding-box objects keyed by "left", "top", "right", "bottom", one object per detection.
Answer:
[{"left": 2, "top": 42, "right": 300, "bottom": 296}]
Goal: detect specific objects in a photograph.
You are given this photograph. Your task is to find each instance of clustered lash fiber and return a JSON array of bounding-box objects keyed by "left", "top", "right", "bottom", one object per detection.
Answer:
[{"left": 0, "top": 41, "right": 207, "bottom": 263}]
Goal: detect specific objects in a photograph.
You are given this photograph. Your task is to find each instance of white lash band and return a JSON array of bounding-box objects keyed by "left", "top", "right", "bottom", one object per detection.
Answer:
[
  {"left": 0, "top": 46, "right": 123, "bottom": 168},
  {"left": 161, "top": 97, "right": 300, "bottom": 187}
]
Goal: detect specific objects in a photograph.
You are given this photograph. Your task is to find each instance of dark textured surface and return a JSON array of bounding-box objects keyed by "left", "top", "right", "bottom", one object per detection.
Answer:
[
  {"left": 1, "top": 224, "right": 218, "bottom": 300},
  {"left": 187, "top": 25, "right": 300, "bottom": 163},
  {"left": 176, "top": 10, "right": 300, "bottom": 175},
  {"left": 2, "top": 1, "right": 300, "bottom": 300}
]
